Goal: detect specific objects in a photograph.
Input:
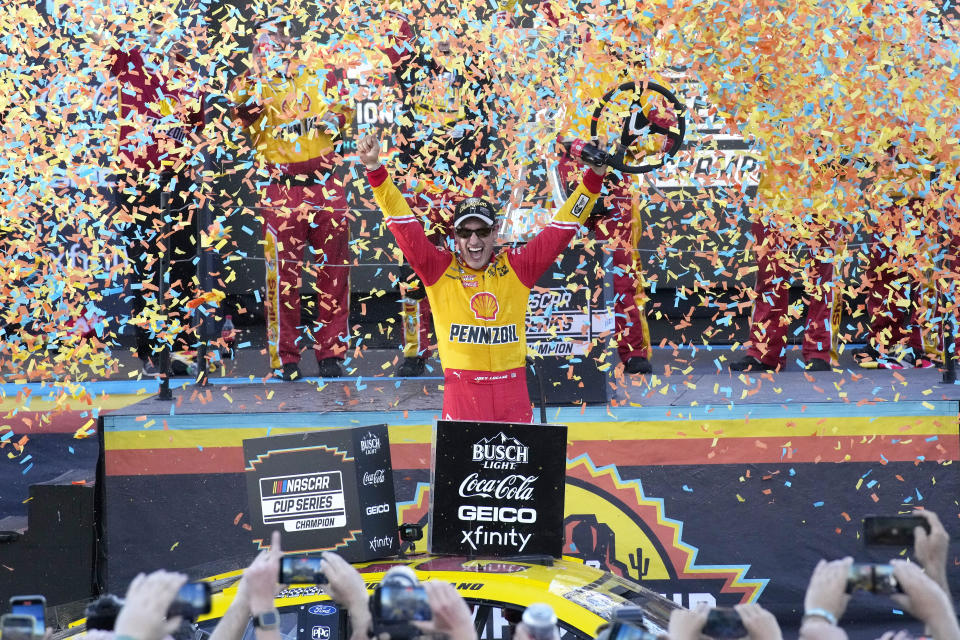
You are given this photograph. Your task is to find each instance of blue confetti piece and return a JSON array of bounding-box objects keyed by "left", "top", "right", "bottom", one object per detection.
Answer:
[
  {"left": 682, "top": 485, "right": 693, "bottom": 492},
  {"left": 813, "top": 501, "right": 824, "bottom": 507}
]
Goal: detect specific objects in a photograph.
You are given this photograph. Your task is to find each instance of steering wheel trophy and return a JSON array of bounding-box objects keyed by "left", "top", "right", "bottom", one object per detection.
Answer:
[{"left": 575, "top": 80, "right": 687, "bottom": 174}]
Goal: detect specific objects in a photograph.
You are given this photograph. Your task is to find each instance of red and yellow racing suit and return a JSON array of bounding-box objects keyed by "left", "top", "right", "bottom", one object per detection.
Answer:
[
  {"left": 232, "top": 61, "right": 353, "bottom": 369},
  {"left": 367, "top": 165, "right": 603, "bottom": 422}
]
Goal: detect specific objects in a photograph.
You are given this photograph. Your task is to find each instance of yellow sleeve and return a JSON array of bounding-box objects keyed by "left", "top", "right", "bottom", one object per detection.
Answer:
[{"left": 552, "top": 173, "right": 603, "bottom": 225}]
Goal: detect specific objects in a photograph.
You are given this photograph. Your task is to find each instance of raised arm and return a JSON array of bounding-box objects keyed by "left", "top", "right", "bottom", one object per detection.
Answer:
[
  {"left": 509, "top": 163, "right": 606, "bottom": 288},
  {"left": 357, "top": 134, "right": 451, "bottom": 286}
]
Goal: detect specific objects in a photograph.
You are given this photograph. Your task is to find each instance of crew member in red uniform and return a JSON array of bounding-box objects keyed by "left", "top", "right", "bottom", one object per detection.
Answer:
[
  {"left": 378, "top": 10, "right": 495, "bottom": 377},
  {"left": 230, "top": 19, "right": 354, "bottom": 380},
  {"left": 94, "top": 12, "right": 204, "bottom": 376},
  {"left": 357, "top": 133, "right": 607, "bottom": 423}
]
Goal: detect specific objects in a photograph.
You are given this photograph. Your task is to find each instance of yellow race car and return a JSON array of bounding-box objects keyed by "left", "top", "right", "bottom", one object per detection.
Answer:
[{"left": 193, "top": 554, "right": 679, "bottom": 640}]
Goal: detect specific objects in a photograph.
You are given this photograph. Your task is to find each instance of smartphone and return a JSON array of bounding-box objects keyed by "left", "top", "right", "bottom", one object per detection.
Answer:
[
  {"left": 10, "top": 596, "right": 45, "bottom": 634},
  {"left": 863, "top": 516, "right": 930, "bottom": 546},
  {"left": 1, "top": 614, "right": 37, "bottom": 640},
  {"left": 167, "top": 582, "right": 211, "bottom": 620},
  {"left": 608, "top": 621, "right": 659, "bottom": 640},
  {"left": 846, "top": 563, "right": 903, "bottom": 595},
  {"left": 702, "top": 608, "right": 747, "bottom": 639},
  {"left": 371, "top": 584, "right": 432, "bottom": 623},
  {"left": 280, "top": 555, "right": 327, "bottom": 585}
]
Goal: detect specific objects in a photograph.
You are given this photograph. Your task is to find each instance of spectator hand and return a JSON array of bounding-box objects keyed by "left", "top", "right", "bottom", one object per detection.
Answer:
[
  {"left": 876, "top": 632, "right": 913, "bottom": 640},
  {"left": 912, "top": 510, "right": 950, "bottom": 595},
  {"left": 411, "top": 581, "right": 476, "bottom": 640},
  {"left": 320, "top": 551, "right": 370, "bottom": 640},
  {"left": 889, "top": 559, "right": 960, "bottom": 640},
  {"left": 803, "top": 557, "right": 852, "bottom": 625},
  {"left": 356, "top": 135, "right": 382, "bottom": 171},
  {"left": 735, "top": 603, "right": 782, "bottom": 640},
  {"left": 113, "top": 570, "right": 188, "bottom": 640},
  {"left": 319, "top": 552, "right": 369, "bottom": 612},
  {"left": 668, "top": 603, "right": 709, "bottom": 640},
  {"left": 246, "top": 530, "right": 282, "bottom": 614}
]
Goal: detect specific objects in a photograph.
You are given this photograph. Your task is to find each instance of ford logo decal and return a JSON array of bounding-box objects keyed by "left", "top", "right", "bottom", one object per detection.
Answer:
[{"left": 309, "top": 605, "right": 337, "bottom": 616}]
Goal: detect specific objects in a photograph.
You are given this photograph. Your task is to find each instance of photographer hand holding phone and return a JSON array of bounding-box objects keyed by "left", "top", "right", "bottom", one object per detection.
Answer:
[
  {"left": 910, "top": 510, "right": 950, "bottom": 598},
  {"left": 113, "top": 570, "right": 189, "bottom": 640},
  {"left": 801, "top": 556, "right": 852, "bottom": 634},
  {"left": 888, "top": 559, "right": 960, "bottom": 640},
  {"left": 210, "top": 530, "right": 281, "bottom": 640},
  {"left": 409, "top": 581, "right": 476, "bottom": 640},
  {"left": 733, "top": 604, "right": 781, "bottom": 640},
  {"left": 317, "top": 551, "right": 371, "bottom": 640}
]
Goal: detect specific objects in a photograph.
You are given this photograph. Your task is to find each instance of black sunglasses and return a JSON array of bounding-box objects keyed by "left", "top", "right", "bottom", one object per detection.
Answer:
[{"left": 455, "top": 226, "right": 493, "bottom": 239}]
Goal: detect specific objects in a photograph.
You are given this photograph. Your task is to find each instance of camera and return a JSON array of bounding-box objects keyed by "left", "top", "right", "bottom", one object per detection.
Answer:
[
  {"left": 279, "top": 554, "right": 328, "bottom": 584},
  {"left": 846, "top": 563, "right": 902, "bottom": 595},
  {"left": 1, "top": 615, "right": 38, "bottom": 640},
  {"left": 167, "top": 582, "right": 212, "bottom": 621},
  {"left": 369, "top": 566, "right": 431, "bottom": 640},
  {"left": 863, "top": 515, "right": 930, "bottom": 546},
  {"left": 702, "top": 608, "right": 747, "bottom": 639}
]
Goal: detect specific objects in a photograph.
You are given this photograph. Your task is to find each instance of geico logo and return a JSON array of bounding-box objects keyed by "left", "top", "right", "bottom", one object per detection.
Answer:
[
  {"left": 365, "top": 503, "right": 390, "bottom": 515},
  {"left": 529, "top": 291, "right": 573, "bottom": 310},
  {"left": 458, "top": 505, "right": 537, "bottom": 523}
]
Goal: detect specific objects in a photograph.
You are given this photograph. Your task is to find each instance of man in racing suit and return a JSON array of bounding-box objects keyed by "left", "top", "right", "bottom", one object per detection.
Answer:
[
  {"left": 357, "top": 133, "right": 606, "bottom": 423},
  {"left": 378, "top": 10, "right": 495, "bottom": 377},
  {"left": 231, "top": 21, "right": 354, "bottom": 380},
  {"left": 95, "top": 13, "right": 204, "bottom": 376}
]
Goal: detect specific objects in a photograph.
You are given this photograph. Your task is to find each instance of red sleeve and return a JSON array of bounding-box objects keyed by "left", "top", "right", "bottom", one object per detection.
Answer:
[
  {"left": 508, "top": 171, "right": 602, "bottom": 288},
  {"left": 507, "top": 224, "right": 579, "bottom": 289},
  {"left": 367, "top": 167, "right": 452, "bottom": 286}
]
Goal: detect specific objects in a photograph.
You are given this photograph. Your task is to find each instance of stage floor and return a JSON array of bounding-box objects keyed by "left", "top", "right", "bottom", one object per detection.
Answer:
[{"left": 102, "top": 345, "right": 960, "bottom": 417}]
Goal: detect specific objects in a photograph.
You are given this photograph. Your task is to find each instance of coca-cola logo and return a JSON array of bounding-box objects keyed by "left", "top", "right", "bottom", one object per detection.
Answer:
[
  {"left": 363, "top": 469, "right": 386, "bottom": 486},
  {"left": 458, "top": 473, "right": 537, "bottom": 500}
]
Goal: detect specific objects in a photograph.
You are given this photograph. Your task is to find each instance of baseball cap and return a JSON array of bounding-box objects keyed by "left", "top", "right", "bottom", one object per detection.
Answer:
[{"left": 454, "top": 197, "right": 497, "bottom": 228}]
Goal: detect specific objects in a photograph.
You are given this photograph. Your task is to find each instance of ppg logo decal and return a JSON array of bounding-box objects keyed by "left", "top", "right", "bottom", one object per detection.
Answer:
[
  {"left": 312, "top": 626, "right": 331, "bottom": 640},
  {"left": 309, "top": 605, "right": 337, "bottom": 616}
]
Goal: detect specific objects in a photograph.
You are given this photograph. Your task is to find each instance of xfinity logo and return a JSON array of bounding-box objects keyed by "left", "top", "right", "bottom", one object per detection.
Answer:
[
  {"left": 359, "top": 432, "right": 381, "bottom": 455},
  {"left": 365, "top": 503, "right": 391, "bottom": 516},
  {"left": 472, "top": 432, "right": 529, "bottom": 469},
  {"left": 362, "top": 469, "right": 386, "bottom": 486},
  {"left": 368, "top": 535, "right": 394, "bottom": 552}
]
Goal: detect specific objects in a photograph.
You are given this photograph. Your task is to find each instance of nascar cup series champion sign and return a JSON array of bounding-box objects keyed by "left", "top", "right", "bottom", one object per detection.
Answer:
[
  {"left": 243, "top": 425, "right": 398, "bottom": 561},
  {"left": 429, "top": 421, "right": 567, "bottom": 557}
]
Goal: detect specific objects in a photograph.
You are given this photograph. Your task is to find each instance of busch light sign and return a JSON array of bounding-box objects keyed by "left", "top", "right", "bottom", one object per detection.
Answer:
[{"left": 429, "top": 421, "right": 567, "bottom": 557}]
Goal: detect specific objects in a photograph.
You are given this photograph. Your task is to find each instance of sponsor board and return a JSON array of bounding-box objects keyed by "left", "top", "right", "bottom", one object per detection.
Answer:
[
  {"left": 242, "top": 424, "right": 397, "bottom": 561},
  {"left": 430, "top": 422, "right": 566, "bottom": 557},
  {"left": 525, "top": 286, "right": 596, "bottom": 358}
]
